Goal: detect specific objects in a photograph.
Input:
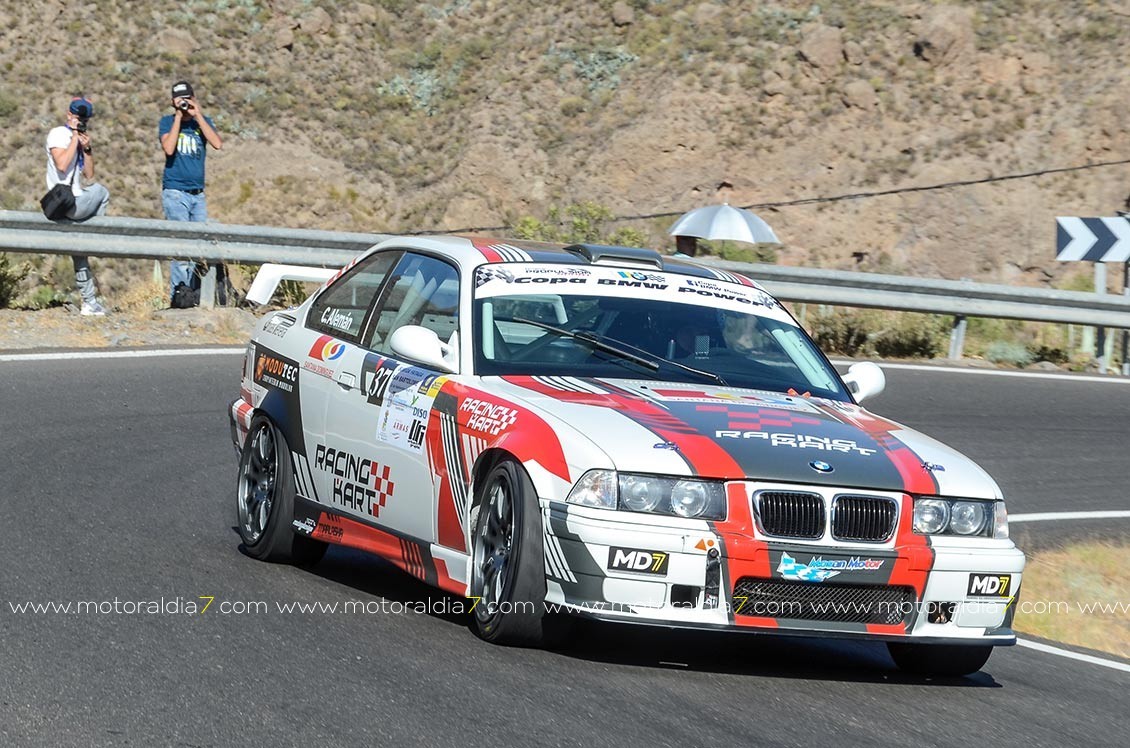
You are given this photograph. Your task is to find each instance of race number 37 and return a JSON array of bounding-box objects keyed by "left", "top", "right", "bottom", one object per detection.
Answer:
[{"left": 967, "top": 573, "right": 1012, "bottom": 597}]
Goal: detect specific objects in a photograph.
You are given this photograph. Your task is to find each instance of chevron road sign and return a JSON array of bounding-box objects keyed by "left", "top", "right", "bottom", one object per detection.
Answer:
[{"left": 1056, "top": 216, "right": 1130, "bottom": 262}]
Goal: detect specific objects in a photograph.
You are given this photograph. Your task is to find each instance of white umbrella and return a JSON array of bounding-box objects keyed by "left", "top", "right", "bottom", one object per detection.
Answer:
[{"left": 668, "top": 204, "right": 780, "bottom": 244}]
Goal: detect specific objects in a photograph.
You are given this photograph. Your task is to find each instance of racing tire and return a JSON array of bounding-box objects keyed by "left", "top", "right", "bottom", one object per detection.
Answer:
[
  {"left": 236, "top": 414, "right": 327, "bottom": 566},
  {"left": 886, "top": 642, "right": 993, "bottom": 676},
  {"left": 468, "top": 458, "right": 570, "bottom": 647}
]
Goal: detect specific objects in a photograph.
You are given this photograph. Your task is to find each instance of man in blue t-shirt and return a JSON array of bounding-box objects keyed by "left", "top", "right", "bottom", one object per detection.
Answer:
[{"left": 159, "top": 80, "right": 223, "bottom": 305}]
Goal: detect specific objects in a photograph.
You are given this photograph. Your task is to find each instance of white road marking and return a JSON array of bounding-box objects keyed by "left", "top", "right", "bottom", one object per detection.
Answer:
[
  {"left": 1009, "top": 510, "right": 1130, "bottom": 523},
  {"left": 0, "top": 347, "right": 245, "bottom": 362},
  {"left": 832, "top": 360, "right": 1130, "bottom": 384},
  {"left": 1016, "top": 639, "right": 1130, "bottom": 674}
]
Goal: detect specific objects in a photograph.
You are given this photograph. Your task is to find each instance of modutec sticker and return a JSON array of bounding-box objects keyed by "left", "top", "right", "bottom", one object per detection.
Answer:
[{"left": 254, "top": 350, "right": 298, "bottom": 394}]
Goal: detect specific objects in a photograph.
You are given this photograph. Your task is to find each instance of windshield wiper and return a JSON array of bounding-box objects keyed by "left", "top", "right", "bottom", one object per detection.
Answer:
[
  {"left": 512, "top": 317, "right": 727, "bottom": 385},
  {"left": 513, "top": 317, "right": 659, "bottom": 372}
]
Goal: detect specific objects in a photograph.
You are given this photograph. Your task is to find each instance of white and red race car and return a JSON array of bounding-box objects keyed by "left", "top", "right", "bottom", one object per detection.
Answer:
[{"left": 230, "top": 236, "right": 1025, "bottom": 675}]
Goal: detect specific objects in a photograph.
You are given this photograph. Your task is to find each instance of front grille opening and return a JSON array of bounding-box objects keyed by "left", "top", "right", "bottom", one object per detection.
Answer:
[
  {"left": 832, "top": 495, "right": 897, "bottom": 542},
  {"left": 756, "top": 491, "right": 825, "bottom": 539},
  {"left": 670, "top": 584, "right": 700, "bottom": 609},
  {"left": 732, "top": 578, "right": 916, "bottom": 626}
]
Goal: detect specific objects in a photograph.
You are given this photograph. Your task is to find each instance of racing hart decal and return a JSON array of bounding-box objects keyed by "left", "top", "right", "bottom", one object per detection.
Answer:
[{"left": 314, "top": 443, "right": 395, "bottom": 518}]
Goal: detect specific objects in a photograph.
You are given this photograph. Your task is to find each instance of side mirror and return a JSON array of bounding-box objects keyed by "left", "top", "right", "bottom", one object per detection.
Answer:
[
  {"left": 388, "top": 325, "right": 457, "bottom": 373},
  {"left": 842, "top": 361, "right": 885, "bottom": 403}
]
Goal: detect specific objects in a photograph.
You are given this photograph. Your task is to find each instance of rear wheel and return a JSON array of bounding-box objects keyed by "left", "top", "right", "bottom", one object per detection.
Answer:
[
  {"left": 469, "top": 458, "right": 569, "bottom": 647},
  {"left": 887, "top": 642, "right": 993, "bottom": 676},
  {"left": 236, "top": 414, "right": 326, "bottom": 565}
]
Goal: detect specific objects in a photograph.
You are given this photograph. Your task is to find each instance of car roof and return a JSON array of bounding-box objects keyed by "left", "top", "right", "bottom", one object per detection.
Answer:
[{"left": 369, "top": 235, "right": 765, "bottom": 290}]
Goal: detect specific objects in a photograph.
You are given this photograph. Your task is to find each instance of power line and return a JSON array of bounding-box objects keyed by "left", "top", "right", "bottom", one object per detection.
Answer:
[{"left": 405, "top": 156, "right": 1130, "bottom": 236}]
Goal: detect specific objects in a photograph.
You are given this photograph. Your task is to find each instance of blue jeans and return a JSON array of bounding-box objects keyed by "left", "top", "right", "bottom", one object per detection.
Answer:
[
  {"left": 162, "top": 188, "right": 208, "bottom": 299},
  {"left": 65, "top": 184, "right": 110, "bottom": 303}
]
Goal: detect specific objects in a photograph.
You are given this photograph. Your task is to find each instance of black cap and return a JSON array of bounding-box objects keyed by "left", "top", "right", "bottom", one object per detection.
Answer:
[
  {"left": 171, "top": 80, "right": 194, "bottom": 99},
  {"left": 69, "top": 97, "right": 94, "bottom": 118}
]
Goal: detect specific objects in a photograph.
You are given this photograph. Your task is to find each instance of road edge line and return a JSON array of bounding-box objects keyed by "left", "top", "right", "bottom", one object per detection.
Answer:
[
  {"left": 0, "top": 347, "right": 245, "bottom": 362},
  {"left": 1016, "top": 638, "right": 1130, "bottom": 674}
]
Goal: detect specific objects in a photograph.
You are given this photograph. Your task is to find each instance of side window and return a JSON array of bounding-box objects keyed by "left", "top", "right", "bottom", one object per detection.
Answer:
[
  {"left": 308, "top": 251, "right": 400, "bottom": 341},
  {"left": 364, "top": 253, "right": 460, "bottom": 355}
]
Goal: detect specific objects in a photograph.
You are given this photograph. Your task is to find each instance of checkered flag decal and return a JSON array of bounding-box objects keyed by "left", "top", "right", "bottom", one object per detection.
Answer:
[
  {"left": 475, "top": 266, "right": 514, "bottom": 287},
  {"left": 371, "top": 463, "right": 395, "bottom": 517}
]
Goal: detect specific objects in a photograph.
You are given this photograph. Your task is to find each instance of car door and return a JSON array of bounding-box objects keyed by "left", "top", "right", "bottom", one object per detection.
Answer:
[
  {"left": 298, "top": 249, "right": 401, "bottom": 507},
  {"left": 322, "top": 251, "right": 461, "bottom": 543}
]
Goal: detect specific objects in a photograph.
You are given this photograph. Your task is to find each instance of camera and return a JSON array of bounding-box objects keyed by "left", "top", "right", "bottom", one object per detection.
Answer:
[
  {"left": 177, "top": 99, "right": 191, "bottom": 112},
  {"left": 75, "top": 119, "right": 89, "bottom": 133}
]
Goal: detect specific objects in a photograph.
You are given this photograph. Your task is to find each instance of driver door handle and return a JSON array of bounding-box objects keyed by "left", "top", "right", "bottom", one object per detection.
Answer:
[{"left": 334, "top": 371, "right": 357, "bottom": 390}]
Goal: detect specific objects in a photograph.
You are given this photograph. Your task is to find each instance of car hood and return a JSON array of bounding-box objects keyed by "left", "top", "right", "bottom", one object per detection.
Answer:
[{"left": 492, "top": 377, "right": 1001, "bottom": 499}]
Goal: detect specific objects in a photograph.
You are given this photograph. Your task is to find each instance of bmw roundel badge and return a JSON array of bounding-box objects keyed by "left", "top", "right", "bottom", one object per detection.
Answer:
[{"left": 809, "top": 460, "right": 834, "bottom": 474}]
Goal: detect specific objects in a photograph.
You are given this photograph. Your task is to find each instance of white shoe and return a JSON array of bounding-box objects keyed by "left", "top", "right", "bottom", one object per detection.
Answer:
[{"left": 80, "top": 300, "right": 108, "bottom": 316}]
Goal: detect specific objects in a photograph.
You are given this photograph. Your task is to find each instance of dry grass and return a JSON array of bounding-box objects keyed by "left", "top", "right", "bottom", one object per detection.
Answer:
[
  {"left": 1014, "top": 542, "right": 1130, "bottom": 658},
  {"left": 113, "top": 278, "right": 168, "bottom": 315}
]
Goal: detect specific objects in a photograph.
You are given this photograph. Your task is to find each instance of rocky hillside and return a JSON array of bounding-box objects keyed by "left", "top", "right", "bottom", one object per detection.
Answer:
[{"left": 2, "top": 0, "right": 1128, "bottom": 290}]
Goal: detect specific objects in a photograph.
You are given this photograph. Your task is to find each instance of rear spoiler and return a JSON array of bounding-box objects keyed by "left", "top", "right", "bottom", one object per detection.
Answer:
[{"left": 245, "top": 264, "right": 339, "bottom": 305}]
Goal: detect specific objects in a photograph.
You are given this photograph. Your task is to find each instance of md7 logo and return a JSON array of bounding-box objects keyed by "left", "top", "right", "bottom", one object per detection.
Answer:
[
  {"left": 608, "top": 547, "right": 669, "bottom": 576},
  {"left": 967, "top": 573, "right": 1012, "bottom": 597}
]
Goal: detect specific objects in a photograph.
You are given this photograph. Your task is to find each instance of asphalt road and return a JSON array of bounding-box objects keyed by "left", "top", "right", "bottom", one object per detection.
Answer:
[{"left": 0, "top": 355, "right": 1126, "bottom": 747}]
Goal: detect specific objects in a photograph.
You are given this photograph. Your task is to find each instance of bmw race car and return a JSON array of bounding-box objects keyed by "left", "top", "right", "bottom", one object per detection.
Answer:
[{"left": 230, "top": 236, "right": 1025, "bottom": 676}]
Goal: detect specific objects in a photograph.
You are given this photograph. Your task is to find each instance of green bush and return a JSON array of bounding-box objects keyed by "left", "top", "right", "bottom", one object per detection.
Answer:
[
  {"left": 808, "top": 309, "right": 874, "bottom": 356},
  {"left": 872, "top": 316, "right": 947, "bottom": 359},
  {"left": 1029, "top": 344, "right": 1069, "bottom": 364},
  {"left": 511, "top": 201, "right": 628, "bottom": 245},
  {"left": 985, "top": 341, "right": 1034, "bottom": 367},
  {"left": 0, "top": 254, "right": 28, "bottom": 308},
  {"left": 807, "top": 309, "right": 948, "bottom": 359}
]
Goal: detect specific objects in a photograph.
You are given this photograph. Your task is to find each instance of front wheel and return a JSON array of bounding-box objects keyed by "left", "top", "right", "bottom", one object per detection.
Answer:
[
  {"left": 236, "top": 414, "right": 326, "bottom": 566},
  {"left": 469, "top": 458, "right": 568, "bottom": 647},
  {"left": 887, "top": 642, "right": 994, "bottom": 676}
]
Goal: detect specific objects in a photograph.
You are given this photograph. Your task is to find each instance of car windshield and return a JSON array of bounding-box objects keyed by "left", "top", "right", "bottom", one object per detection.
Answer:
[{"left": 472, "top": 263, "right": 850, "bottom": 401}]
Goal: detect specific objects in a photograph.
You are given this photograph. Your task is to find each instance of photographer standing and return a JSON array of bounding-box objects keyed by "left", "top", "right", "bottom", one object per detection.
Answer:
[
  {"left": 44, "top": 96, "right": 109, "bottom": 316},
  {"left": 159, "top": 80, "right": 223, "bottom": 305}
]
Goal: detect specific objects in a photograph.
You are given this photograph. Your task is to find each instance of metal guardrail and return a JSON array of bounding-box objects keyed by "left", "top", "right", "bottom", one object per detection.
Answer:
[
  {"left": 0, "top": 210, "right": 386, "bottom": 267},
  {"left": 2, "top": 210, "right": 1128, "bottom": 363}
]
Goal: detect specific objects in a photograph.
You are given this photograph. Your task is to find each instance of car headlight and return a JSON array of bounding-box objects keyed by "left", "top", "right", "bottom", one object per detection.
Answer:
[
  {"left": 620, "top": 474, "right": 664, "bottom": 512},
  {"left": 913, "top": 497, "right": 1006, "bottom": 538},
  {"left": 566, "top": 470, "right": 726, "bottom": 520},
  {"left": 565, "top": 470, "right": 617, "bottom": 510},
  {"left": 913, "top": 499, "right": 950, "bottom": 534}
]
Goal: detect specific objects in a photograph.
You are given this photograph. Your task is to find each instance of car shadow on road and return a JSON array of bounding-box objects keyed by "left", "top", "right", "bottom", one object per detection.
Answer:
[{"left": 249, "top": 539, "right": 1003, "bottom": 688}]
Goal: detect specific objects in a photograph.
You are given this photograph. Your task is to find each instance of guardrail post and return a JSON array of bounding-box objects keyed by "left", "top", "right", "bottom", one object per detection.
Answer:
[
  {"left": 199, "top": 266, "right": 216, "bottom": 310},
  {"left": 948, "top": 315, "right": 967, "bottom": 360},
  {"left": 1123, "top": 261, "right": 1129, "bottom": 376}
]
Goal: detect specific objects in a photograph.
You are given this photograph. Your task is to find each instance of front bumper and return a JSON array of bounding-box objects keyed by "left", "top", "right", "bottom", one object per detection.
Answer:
[
  {"left": 542, "top": 499, "right": 1025, "bottom": 645},
  {"left": 229, "top": 397, "right": 254, "bottom": 459}
]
